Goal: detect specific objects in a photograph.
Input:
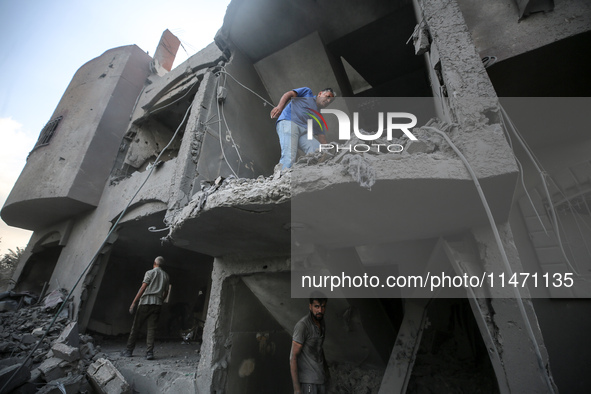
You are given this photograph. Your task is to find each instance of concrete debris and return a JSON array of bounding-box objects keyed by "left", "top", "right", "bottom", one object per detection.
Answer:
[
  {"left": 329, "top": 363, "right": 384, "bottom": 394},
  {"left": 0, "top": 290, "right": 101, "bottom": 393},
  {"left": 289, "top": 118, "right": 451, "bottom": 190},
  {"left": 38, "top": 357, "right": 68, "bottom": 382},
  {"left": 51, "top": 343, "right": 81, "bottom": 363},
  {"left": 87, "top": 358, "right": 131, "bottom": 394},
  {"left": 43, "top": 289, "right": 67, "bottom": 311},
  {"left": 0, "top": 291, "right": 37, "bottom": 313},
  {"left": 37, "top": 374, "right": 85, "bottom": 394},
  {"left": 340, "top": 154, "right": 376, "bottom": 190},
  {"left": 405, "top": 139, "right": 434, "bottom": 154},
  {"left": 412, "top": 23, "right": 431, "bottom": 56},
  {"left": 296, "top": 150, "right": 335, "bottom": 166},
  {"left": 196, "top": 175, "right": 236, "bottom": 211},
  {"left": 0, "top": 300, "right": 18, "bottom": 312},
  {"left": 56, "top": 322, "right": 80, "bottom": 348},
  {"left": 0, "top": 363, "right": 31, "bottom": 393}
]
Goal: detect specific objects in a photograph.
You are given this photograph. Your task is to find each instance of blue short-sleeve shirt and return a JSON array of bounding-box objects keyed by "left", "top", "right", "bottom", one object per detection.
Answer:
[{"left": 277, "top": 87, "right": 324, "bottom": 135}]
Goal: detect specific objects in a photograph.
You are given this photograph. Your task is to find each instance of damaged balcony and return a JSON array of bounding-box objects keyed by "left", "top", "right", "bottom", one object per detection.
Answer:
[{"left": 167, "top": 115, "right": 518, "bottom": 257}]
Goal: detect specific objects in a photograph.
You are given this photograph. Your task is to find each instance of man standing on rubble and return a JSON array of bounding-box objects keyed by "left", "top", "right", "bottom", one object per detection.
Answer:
[
  {"left": 290, "top": 294, "right": 329, "bottom": 394},
  {"left": 270, "top": 87, "right": 336, "bottom": 169},
  {"left": 122, "top": 256, "right": 170, "bottom": 360}
]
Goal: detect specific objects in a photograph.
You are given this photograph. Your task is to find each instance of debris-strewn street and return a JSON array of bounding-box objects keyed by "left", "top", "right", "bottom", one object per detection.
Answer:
[{"left": 0, "top": 288, "right": 205, "bottom": 393}]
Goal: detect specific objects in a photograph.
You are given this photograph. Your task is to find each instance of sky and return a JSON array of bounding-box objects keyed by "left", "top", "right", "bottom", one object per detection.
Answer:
[{"left": 0, "top": 0, "right": 231, "bottom": 254}]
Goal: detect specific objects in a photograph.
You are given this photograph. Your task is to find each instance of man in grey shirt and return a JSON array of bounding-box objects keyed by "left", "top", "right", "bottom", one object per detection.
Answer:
[
  {"left": 122, "top": 256, "right": 170, "bottom": 360},
  {"left": 290, "top": 295, "right": 329, "bottom": 394}
]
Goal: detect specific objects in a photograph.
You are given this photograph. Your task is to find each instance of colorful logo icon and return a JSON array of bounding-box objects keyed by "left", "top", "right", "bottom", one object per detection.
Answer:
[{"left": 305, "top": 107, "right": 328, "bottom": 132}]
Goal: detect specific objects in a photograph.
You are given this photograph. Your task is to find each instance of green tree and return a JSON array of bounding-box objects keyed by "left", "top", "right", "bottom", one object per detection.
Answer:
[{"left": 0, "top": 247, "right": 24, "bottom": 271}]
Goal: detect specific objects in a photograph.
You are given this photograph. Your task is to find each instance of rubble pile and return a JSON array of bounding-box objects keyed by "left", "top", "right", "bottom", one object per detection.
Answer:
[
  {"left": 329, "top": 363, "right": 385, "bottom": 394},
  {"left": 0, "top": 289, "right": 122, "bottom": 394}
]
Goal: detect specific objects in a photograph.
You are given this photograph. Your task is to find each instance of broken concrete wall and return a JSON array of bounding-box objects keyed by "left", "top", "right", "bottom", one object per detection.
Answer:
[
  {"left": 195, "top": 44, "right": 278, "bottom": 181},
  {"left": 223, "top": 277, "right": 293, "bottom": 393},
  {"left": 254, "top": 32, "right": 350, "bottom": 135},
  {"left": 458, "top": 0, "right": 591, "bottom": 96},
  {"left": 457, "top": 0, "right": 591, "bottom": 62},
  {"left": 196, "top": 257, "right": 291, "bottom": 393},
  {"left": 112, "top": 43, "right": 225, "bottom": 185},
  {"left": 129, "top": 42, "right": 225, "bottom": 126},
  {"left": 254, "top": 31, "right": 344, "bottom": 104}
]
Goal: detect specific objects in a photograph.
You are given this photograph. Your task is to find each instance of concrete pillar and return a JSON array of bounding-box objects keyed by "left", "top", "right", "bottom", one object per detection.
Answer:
[
  {"left": 417, "top": 0, "right": 499, "bottom": 130},
  {"left": 195, "top": 257, "right": 290, "bottom": 393},
  {"left": 378, "top": 299, "right": 429, "bottom": 394},
  {"left": 466, "top": 223, "right": 556, "bottom": 393}
]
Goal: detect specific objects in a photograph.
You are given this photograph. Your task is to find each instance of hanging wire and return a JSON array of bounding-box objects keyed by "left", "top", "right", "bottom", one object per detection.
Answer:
[{"left": 500, "top": 105, "right": 582, "bottom": 276}]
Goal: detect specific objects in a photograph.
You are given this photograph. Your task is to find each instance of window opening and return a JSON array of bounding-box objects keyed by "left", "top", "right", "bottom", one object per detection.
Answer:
[{"left": 33, "top": 116, "right": 63, "bottom": 150}]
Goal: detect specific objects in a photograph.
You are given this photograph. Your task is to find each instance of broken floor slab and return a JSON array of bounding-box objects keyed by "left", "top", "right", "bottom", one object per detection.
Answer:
[{"left": 169, "top": 135, "right": 517, "bottom": 255}]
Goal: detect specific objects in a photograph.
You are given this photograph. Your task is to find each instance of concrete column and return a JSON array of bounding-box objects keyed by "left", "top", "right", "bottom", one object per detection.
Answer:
[
  {"left": 195, "top": 257, "right": 290, "bottom": 393},
  {"left": 419, "top": 0, "right": 499, "bottom": 130},
  {"left": 378, "top": 299, "right": 429, "bottom": 394},
  {"left": 469, "top": 223, "right": 556, "bottom": 393}
]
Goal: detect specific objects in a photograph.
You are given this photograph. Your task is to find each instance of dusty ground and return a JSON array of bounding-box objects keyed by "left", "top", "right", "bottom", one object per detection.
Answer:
[{"left": 99, "top": 337, "right": 202, "bottom": 393}]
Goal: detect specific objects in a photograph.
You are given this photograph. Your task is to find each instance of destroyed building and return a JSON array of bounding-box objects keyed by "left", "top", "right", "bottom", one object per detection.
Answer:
[{"left": 2, "top": 0, "right": 591, "bottom": 392}]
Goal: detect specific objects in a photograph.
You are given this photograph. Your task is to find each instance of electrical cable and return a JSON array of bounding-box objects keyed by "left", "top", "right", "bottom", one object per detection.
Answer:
[
  {"left": 500, "top": 105, "right": 582, "bottom": 276},
  {"left": 220, "top": 102, "right": 244, "bottom": 164},
  {"left": 499, "top": 113, "right": 549, "bottom": 235},
  {"left": 215, "top": 75, "right": 239, "bottom": 178},
  {"left": 0, "top": 101, "right": 195, "bottom": 394},
  {"left": 218, "top": 70, "right": 243, "bottom": 164},
  {"left": 422, "top": 125, "right": 556, "bottom": 394},
  {"left": 547, "top": 177, "right": 591, "bottom": 260},
  {"left": 215, "top": 68, "right": 274, "bottom": 107}
]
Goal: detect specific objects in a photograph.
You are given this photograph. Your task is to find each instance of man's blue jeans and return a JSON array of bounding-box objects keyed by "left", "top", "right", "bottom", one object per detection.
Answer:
[{"left": 276, "top": 120, "right": 320, "bottom": 169}]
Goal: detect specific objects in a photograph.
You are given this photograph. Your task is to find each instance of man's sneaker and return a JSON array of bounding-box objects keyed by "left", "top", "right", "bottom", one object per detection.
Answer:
[
  {"left": 146, "top": 352, "right": 154, "bottom": 360},
  {"left": 121, "top": 349, "right": 133, "bottom": 357}
]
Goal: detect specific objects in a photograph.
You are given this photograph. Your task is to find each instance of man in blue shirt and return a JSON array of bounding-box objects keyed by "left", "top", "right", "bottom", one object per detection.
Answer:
[{"left": 270, "top": 87, "right": 336, "bottom": 169}]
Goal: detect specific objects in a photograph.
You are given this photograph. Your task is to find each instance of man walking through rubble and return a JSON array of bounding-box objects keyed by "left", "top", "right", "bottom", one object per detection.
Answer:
[
  {"left": 290, "top": 294, "right": 329, "bottom": 394},
  {"left": 122, "top": 256, "right": 169, "bottom": 360},
  {"left": 270, "top": 87, "right": 336, "bottom": 169}
]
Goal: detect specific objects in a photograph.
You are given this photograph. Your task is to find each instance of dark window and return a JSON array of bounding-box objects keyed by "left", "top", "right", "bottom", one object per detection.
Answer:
[{"left": 34, "top": 116, "right": 62, "bottom": 149}]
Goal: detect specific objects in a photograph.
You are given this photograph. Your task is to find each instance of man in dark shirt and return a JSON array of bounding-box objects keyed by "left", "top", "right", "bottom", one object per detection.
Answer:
[{"left": 290, "top": 295, "right": 329, "bottom": 394}]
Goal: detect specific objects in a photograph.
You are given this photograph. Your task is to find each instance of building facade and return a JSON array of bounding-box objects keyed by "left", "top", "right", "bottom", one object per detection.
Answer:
[{"left": 2, "top": 0, "right": 590, "bottom": 392}]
